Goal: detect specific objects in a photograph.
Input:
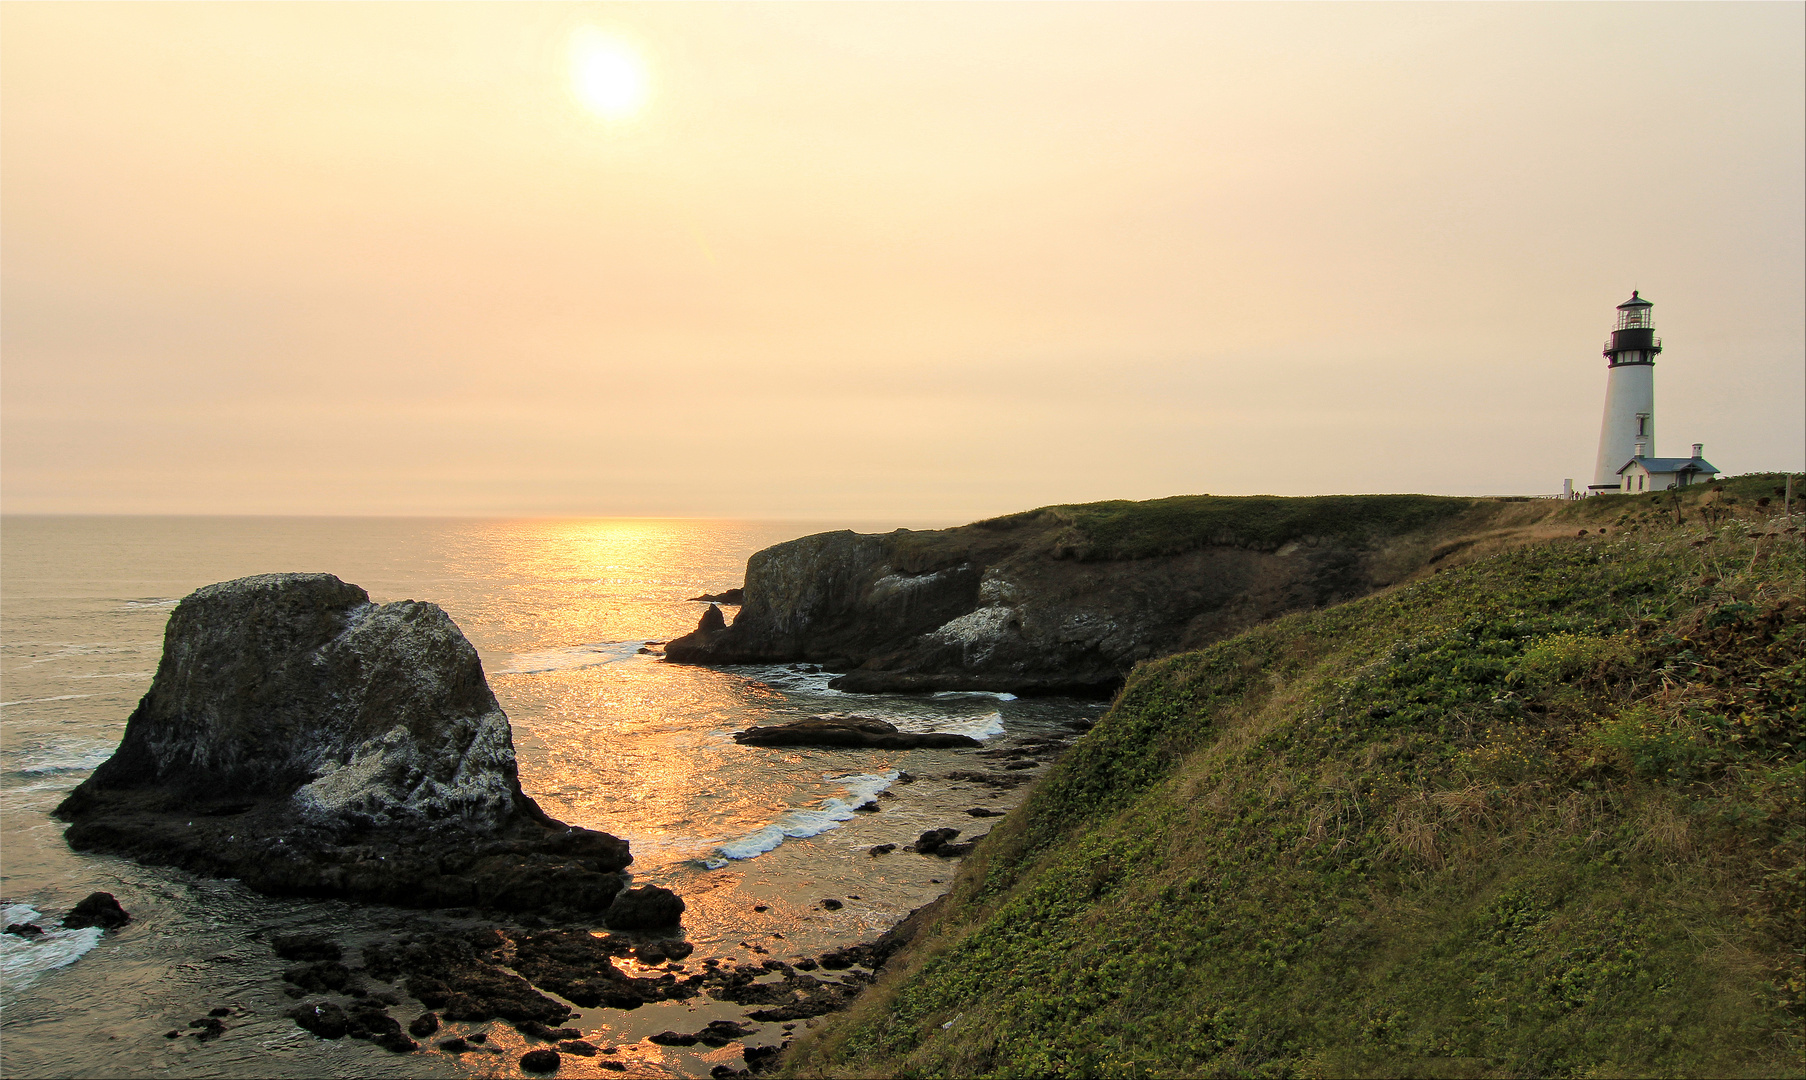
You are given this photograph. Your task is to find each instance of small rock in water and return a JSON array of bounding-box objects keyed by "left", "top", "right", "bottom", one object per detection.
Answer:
[
  {"left": 912, "top": 828, "right": 961, "bottom": 855},
  {"left": 283, "top": 960, "right": 359, "bottom": 994},
  {"left": 516, "top": 1020, "right": 582, "bottom": 1042},
  {"left": 744, "top": 1044, "right": 784, "bottom": 1073},
  {"left": 187, "top": 1017, "right": 226, "bottom": 1041},
  {"left": 163, "top": 1030, "right": 181, "bottom": 1039},
  {"left": 466, "top": 1031, "right": 488, "bottom": 1044},
  {"left": 558, "top": 1039, "right": 600, "bottom": 1056},
  {"left": 650, "top": 1030, "right": 700, "bottom": 1046},
  {"left": 702, "top": 1019, "right": 756, "bottom": 1043},
  {"left": 868, "top": 844, "right": 896, "bottom": 857},
  {"left": 752, "top": 904, "right": 769, "bottom": 913},
  {"left": 599, "top": 1062, "right": 627, "bottom": 1072},
  {"left": 61, "top": 892, "right": 130, "bottom": 930},
  {"left": 373, "top": 1031, "right": 418, "bottom": 1053},
  {"left": 437, "top": 1037, "right": 470, "bottom": 1053},
  {"left": 207, "top": 1007, "right": 232, "bottom": 1017},
  {"left": 407, "top": 1011, "right": 439, "bottom": 1037},
  {"left": 603, "top": 885, "right": 685, "bottom": 930},
  {"left": 270, "top": 934, "right": 341, "bottom": 962},
  {"left": 966, "top": 807, "right": 1005, "bottom": 817},
  {"left": 288, "top": 1001, "right": 349, "bottom": 1040},
  {"left": 819, "top": 899, "right": 843, "bottom": 911},
  {"left": 520, "top": 1048, "right": 562, "bottom": 1073},
  {"left": 853, "top": 801, "right": 880, "bottom": 813},
  {"left": 4, "top": 923, "right": 44, "bottom": 938}
]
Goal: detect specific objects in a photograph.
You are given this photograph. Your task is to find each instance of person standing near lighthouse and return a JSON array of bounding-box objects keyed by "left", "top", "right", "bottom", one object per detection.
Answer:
[{"left": 1588, "top": 292, "right": 1661, "bottom": 493}]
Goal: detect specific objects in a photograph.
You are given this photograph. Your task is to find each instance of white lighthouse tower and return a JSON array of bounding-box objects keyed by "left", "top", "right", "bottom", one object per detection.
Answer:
[{"left": 1588, "top": 292, "right": 1660, "bottom": 492}]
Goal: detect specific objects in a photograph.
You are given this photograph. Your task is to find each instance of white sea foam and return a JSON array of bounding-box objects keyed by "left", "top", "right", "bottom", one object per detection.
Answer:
[
  {"left": 891, "top": 710, "right": 1005, "bottom": 741},
  {"left": 63, "top": 672, "right": 154, "bottom": 680},
  {"left": 28, "top": 643, "right": 146, "bottom": 664},
  {"left": 730, "top": 664, "right": 847, "bottom": 695},
  {"left": 0, "top": 695, "right": 95, "bottom": 709},
  {"left": 704, "top": 771, "right": 898, "bottom": 868},
  {"left": 16, "top": 745, "right": 116, "bottom": 775},
  {"left": 933, "top": 690, "right": 1018, "bottom": 702},
  {"left": 492, "top": 641, "right": 651, "bottom": 675},
  {"left": 0, "top": 903, "right": 104, "bottom": 1000}
]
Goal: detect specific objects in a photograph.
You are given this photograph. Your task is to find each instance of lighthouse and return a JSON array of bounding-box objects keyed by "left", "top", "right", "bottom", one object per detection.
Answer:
[
  {"left": 1582, "top": 291, "right": 1719, "bottom": 494},
  {"left": 1588, "top": 292, "right": 1661, "bottom": 492}
]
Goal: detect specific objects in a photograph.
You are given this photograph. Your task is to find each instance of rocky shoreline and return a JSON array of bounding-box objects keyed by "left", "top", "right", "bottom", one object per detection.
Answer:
[
  {"left": 42, "top": 571, "right": 1084, "bottom": 1077},
  {"left": 140, "top": 889, "right": 950, "bottom": 1076}
]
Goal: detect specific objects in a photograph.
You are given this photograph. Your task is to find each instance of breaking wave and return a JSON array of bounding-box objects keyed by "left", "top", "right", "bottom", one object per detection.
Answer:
[
  {"left": 0, "top": 903, "right": 104, "bottom": 1002},
  {"left": 492, "top": 641, "right": 652, "bottom": 675},
  {"left": 890, "top": 710, "right": 1004, "bottom": 741},
  {"left": 704, "top": 771, "right": 898, "bottom": 868}
]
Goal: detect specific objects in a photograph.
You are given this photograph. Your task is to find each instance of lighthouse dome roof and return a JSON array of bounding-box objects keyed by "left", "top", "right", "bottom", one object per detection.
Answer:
[{"left": 1617, "top": 290, "right": 1653, "bottom": 309}]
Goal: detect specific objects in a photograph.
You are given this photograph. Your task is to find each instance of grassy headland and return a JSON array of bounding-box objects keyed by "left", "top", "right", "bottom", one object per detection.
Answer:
[
  {"left": 980, "top": 493, "right": 1482, "bottom": 561},
  {"left": 788, "top": 475, "right": 1804, "bottom": 1078}
]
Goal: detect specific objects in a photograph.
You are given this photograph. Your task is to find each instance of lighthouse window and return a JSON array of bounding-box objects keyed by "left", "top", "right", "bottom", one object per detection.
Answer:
[{"left": 1637, "top": 416, "right": 1647, "bottom": 435}]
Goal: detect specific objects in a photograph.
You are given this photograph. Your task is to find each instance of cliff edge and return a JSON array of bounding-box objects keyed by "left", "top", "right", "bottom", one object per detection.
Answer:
[
  {"left": 668, "top": 493, "right": 1531, "bottom": 694},
  {"left": 784, "top": 475, "right": 1804, "bottom": 1078}
]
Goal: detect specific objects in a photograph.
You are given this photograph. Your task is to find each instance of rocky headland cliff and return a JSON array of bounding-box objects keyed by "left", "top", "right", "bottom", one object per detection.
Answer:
[
  {"left": 55, "top": 573, "right": 652, "bottom": 920},
  {"left": 782, "top": 475, "right": 1804, "bottom": 1079},
  {"left": 666, "top": 493, "right": 1542, "bottom": 694}
]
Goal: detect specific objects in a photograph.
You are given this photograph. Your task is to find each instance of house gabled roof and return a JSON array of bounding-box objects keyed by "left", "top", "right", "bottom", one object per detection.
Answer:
[{"left": 1616, "top": 456, "right": 1720, "bottom": 476}]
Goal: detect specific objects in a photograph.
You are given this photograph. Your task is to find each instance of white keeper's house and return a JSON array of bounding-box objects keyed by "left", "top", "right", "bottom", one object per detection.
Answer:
[{"left": 1580, "top": 292, "right": 1719, "bottom": 496}]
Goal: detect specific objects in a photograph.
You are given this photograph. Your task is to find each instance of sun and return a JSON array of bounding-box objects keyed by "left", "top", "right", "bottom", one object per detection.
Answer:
[{"left": 569, "top": 28, "right": 649, "bottom": 121}]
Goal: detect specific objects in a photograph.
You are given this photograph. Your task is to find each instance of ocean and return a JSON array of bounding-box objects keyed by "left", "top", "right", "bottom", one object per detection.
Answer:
[{"left": 0, "top": 516, "right": 1096, "bottom": 1078}]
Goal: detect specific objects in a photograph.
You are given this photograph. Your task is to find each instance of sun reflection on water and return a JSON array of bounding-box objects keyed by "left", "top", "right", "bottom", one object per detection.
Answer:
[{"left": 431, "top": 519, "right": 1093, "bottom": 945}]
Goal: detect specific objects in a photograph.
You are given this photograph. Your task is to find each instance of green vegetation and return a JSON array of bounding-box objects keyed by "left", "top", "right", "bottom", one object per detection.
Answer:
[
  {"left": 980, "top": 493, "right": 1479, "bottom": 561},
  {"left": 790, "top": 477, "right": 1804, "bottom": 1079}
]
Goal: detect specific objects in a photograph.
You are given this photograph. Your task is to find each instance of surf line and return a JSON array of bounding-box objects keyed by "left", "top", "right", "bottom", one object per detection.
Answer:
[{"left": 703, "top": 771, "right": 899, "bottom": 869}]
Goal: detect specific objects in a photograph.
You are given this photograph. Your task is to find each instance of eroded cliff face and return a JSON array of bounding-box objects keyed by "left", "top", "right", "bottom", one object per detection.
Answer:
[
  {"left": 56, "top": 574, "right": 636, "bottom": 917},
  {"left": 665, "top": 499, "right": 1481, "bottom": 695}
]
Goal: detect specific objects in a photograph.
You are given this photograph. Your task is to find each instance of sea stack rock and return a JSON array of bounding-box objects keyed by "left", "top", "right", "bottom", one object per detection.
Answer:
[
  {"left": 54, "top": 573, "right": 637, "bottom": 916},
  {"left": 664, "top": 603, "right": 729, "bottom": 663}
]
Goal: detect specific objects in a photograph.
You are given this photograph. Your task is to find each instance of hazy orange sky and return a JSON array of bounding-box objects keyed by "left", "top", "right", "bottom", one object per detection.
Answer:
[{"left": 3, "top": 3, "right": 1801, "bottom": 522}]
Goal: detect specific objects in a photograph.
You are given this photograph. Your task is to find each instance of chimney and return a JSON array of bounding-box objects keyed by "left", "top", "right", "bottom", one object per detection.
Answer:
[
  {"left": 1691, "top": 443, "right": 1703, "bottom": 458},
  {"left": 1634, "top": 440, "right": 1647, "bottom": 458}
]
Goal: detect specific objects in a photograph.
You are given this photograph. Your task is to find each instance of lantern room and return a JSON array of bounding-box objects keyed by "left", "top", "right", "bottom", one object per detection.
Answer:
[
  {"left": 1614, "top": 291, "right": 1654, "bottom": 330},
  {"left": 1604, "top": 291, "right": 1662, "bottom": 364}
]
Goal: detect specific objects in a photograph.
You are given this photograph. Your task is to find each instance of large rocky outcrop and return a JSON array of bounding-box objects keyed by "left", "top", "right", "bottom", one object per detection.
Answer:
[
  {"left": 55, "top": 574, "right": 636, "bottom": 916},
  {"left": 666, "top": 495, "right": 1500, "bottom": 694},
  {"left": 731, "top": 715, "right": 983, "bottom": 749}
]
